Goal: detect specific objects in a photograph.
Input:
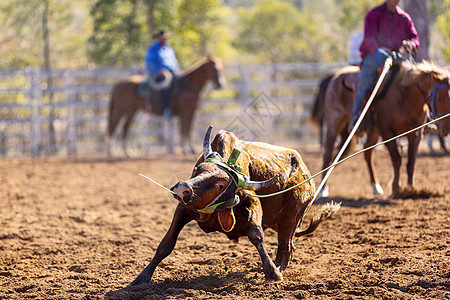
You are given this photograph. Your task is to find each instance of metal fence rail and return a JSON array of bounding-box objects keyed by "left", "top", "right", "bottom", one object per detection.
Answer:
[{"left": 0, "top": 62, "right": 344, "bottom": 158}]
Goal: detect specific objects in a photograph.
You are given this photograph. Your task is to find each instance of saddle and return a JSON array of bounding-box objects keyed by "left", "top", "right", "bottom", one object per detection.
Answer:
[
  {"left": 137, "top": 75, "right": 181, "bottom": 114},
  {"left": 372, "top": 51, "right": 415, "bottom": 101},
  {"left": 342, "top": 73, "right": 359, "bottom": 93}
]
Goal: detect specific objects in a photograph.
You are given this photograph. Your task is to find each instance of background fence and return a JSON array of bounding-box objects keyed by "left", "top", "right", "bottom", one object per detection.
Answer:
[{"left": 0, "top": 62, "right": 346, "bottom": 158}]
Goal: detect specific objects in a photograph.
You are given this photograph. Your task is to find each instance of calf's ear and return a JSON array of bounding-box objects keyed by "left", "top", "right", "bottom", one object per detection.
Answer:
[{"left": 218, "top": 208, "right": 236, "bottom": 232}]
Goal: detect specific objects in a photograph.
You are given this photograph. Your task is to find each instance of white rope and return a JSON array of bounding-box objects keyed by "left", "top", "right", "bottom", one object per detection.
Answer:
[{"left": 139, "top": 173, "right": 176, "bottom": 195}]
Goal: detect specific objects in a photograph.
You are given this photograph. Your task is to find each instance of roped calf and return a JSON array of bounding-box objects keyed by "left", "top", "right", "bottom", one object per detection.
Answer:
[{"left": 129, "top": 126, "right": 340, "bottom": 286}]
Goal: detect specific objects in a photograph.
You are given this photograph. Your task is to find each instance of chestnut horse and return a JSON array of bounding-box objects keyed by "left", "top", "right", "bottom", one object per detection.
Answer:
[
  {"left": 107, "top": 57, "right": 225, "bottom": 156},
  {"left": 312, "top": 61, "right": 450, "bottom": 198}
]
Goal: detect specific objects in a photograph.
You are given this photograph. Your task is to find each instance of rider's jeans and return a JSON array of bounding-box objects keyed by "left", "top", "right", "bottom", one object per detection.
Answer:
[{"left": 352, "top": 53, "right": 379, "bottom": 117}]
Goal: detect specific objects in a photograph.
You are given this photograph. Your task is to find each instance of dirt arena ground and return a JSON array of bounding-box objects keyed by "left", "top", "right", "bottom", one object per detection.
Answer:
[{"left": 1, "top": 143, "right": 449, "bottom": 299}]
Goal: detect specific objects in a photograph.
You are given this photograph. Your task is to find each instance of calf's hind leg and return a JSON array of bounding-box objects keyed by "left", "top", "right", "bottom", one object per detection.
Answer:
[{"left": 274, "top": 212, "right": 304, "bottom": 271}]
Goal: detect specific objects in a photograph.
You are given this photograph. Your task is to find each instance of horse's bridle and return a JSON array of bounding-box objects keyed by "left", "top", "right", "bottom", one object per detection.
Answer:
[{"left": 416, "top": 82, "right": 449, "bottom": 119}]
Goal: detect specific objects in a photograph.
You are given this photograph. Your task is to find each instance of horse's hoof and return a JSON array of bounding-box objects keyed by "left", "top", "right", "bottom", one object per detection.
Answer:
[
  {"left": 318, "top": 186, "right": 329, "bottom": 198},
  {"left": 372, "top": 182, "right": 384, "bottom": 196}
]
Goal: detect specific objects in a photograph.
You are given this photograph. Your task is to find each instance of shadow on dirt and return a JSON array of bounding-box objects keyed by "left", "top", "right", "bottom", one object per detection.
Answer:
[
  {"left": 105, "top": 270, "right": 253, "bottom": 300},
  {"left": 314, "top": 196, "right": 393, "bottom": 208}
]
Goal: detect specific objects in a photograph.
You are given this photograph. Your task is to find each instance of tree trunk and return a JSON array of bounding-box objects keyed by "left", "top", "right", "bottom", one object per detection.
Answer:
[
  {"left": 146, "top": 0, "right": 157, "bottom": 37},
  {"left": 42, "top": 0, "right": 57, "bottom": 154},
  {"left": 402, "top": 0, "right": 429, "bottom": 61}
]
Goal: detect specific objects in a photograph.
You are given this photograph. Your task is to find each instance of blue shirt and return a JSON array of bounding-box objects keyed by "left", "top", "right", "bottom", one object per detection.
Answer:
[{"left": 144, "top": 41, "right": 180, "bottom": 75}]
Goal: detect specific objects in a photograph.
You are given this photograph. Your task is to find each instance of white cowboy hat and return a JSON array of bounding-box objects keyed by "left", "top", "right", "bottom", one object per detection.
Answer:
[{"left": 148, "top": 70, "right": 173, "bottom": 91}]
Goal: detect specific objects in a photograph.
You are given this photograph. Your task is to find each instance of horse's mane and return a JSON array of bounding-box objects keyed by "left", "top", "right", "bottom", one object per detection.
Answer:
[
  {"left": 400, "top": 60, "right": 449, "bottom": 86},
  {"left": 181, "top": 56, "right": 221, "bottom": 76}
]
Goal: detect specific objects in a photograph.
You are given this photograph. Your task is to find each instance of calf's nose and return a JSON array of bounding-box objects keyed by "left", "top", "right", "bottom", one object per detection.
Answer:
[{"left": 171, "top": 181, "right": 193, "bottom": 203}]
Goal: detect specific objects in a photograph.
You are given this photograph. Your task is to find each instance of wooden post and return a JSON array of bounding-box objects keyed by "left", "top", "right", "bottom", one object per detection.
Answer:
[
  {"left": 65, "top": 70, "right": 77, "bottom": 156},
  {"left": 402, "top": 0, "right": 429, "bottom": 61},
  {"left": 33, "top": 69, "right": 42, "bottom": 157},
  {"left": 28, "top": 68, "right": 38, "bottom": 157}
]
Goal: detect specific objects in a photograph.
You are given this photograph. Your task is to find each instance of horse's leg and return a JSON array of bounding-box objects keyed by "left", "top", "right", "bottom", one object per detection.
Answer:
[
  {"left": 363, "top": 128, "right": 384, "bottom": 196},
  {"left": 319, "top": 123, "right": 342, "bottom": 198},
  {"left": 383, "top": 139, "right": 402, "bottom": 197},
  {"left": 439, "top": 134, "right": 449, "bottom": 154},
  {"left": 121, "top": 111, "right": 137, "bottom": 158},
  {"left": 406, "top": 133, "right": 422, "bottom": 188},
  {"left": 107, "top": 101, "right": 124, "bottom": 157},
  {"left": 179, "top": 117, "right": 193, "bottom": 155},
  {"left": 338, "top": 128, "right": 356, "bottom": 158},
  {"left": 177, "top": 94, "right": 198, "bottom": 155}
]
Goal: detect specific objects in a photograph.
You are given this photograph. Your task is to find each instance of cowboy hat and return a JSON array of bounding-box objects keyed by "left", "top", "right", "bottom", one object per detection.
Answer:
[{"left": 153, "top": 30, "right": 170, "bottom": 40}]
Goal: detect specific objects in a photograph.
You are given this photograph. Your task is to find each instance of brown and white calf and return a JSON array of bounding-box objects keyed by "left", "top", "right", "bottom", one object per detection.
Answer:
[{"left": 129, "top": 126, "right": 339, "bottom": 286}]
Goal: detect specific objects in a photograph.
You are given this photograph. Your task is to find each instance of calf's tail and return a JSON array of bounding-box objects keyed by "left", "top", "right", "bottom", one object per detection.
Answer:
[{"left": 295, "top": 201, "right": 340, "bottom": 237}]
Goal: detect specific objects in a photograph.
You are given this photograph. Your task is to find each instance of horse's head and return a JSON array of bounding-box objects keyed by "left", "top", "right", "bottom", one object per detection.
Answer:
[
  {"left": 205, "top": 56, "right": 226, "bottom": 90},
  {"left": 415, "top": 63, "right": 450, "bottom": 136},
  {"left": 432, "top": 74, "right": 450, "bottom": 136}
]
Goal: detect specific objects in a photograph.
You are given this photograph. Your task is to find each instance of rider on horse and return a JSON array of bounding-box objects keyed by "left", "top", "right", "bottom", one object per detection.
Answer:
[
  {"left": 349, "top": 0, "right": 419, "bottom": 133},
  {"left": 144, "top": 30, "right": 180, "bottom": 117}
]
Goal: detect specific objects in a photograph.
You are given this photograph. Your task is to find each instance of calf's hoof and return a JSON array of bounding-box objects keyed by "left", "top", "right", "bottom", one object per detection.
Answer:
[
  {"left": 265, "top": 266, "right": 283, "bottom": 282},
  {"left": 128, "top": 274, "right": 151, "bottom": 287}
]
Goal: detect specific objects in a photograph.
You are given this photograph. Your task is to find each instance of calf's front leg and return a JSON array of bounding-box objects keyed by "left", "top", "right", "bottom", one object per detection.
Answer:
[
  {"left": 129, "top": 205, "right": 196, "bottom": 286},
  {"left": 246, "top": 197, "right": 283, "bottom": 281}
]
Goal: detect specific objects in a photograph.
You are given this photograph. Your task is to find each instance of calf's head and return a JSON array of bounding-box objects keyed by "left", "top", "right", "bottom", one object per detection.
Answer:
[
  {"left": 171, "top": 163, "right": 233, "bottom": 212},
  {"left": 170, "top": 126, "right": 277, "bottom": 215}
]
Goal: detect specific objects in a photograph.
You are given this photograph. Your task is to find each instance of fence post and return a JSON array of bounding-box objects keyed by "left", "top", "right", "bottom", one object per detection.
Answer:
[
  {"left": 27, "top": 68, "right": 37, "bottom": 157},
  {"left": 237, "top": 65, "right": 251, "bottom": 106},
  {"left": 31, "top": 69, "right": 43, "bottom": 157},
  {"left": 35, "top": 69, "right": 42, "bottom": 157},
  {"left": 65, "top": 70, "right": 77, "bottom": 156}
]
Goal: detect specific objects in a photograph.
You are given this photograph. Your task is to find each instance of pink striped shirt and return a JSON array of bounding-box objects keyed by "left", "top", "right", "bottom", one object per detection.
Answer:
[{"left": 360, "top": 3, "right": 419, "bottom": 59}]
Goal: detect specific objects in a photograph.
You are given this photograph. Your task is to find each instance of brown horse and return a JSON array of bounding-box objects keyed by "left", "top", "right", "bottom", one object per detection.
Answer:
[
  {"left": 312, "top": 61, "right": 450, "bottom": 198},
  {"left": 311, "top": 65, "right": 360, "bottom": 197},
  {"left": 107, "top": 56, "right": 225, "bottom": 156}
]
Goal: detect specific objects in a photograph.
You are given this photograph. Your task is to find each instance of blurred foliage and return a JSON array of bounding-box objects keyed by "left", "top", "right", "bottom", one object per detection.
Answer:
[
  {"left": 171, "top": 0, "right": 235, "bottom": 66},
  {"left": 88, "top": 0, "right": 148, "bottom": 66},
  {"left": 88, "top": 0, "right": 234, "bottom": 67},
  {"left": 0, "top": 0, "right": 91, "bottom": 69},
  {"left": 0, "top": 0, "right": 448, "bottom": 69},
  {"left": 436, "top": 0, "right": 450, "bottom": 61}
]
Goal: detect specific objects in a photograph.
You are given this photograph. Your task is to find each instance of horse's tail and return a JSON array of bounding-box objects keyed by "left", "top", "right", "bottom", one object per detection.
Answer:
[
  {"left": 311, "top": 73, "right": 333, "bottom": 146},
  {"left": 312, "top": 73, "right": 333, "bottom": 125}
]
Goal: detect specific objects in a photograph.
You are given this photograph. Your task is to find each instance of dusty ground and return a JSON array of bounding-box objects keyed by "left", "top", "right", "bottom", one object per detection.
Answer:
[{"left": 0, "top": 143, "right": 449, "bottom": 300}]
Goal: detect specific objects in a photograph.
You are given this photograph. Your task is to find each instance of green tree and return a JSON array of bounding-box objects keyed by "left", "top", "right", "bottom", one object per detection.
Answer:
[
  {"left": 0, "top": 0, "right": 91, "bottom": 69},
  {"left": 88, "top": 0, "right": 233, "bottom": 67},
  {"left": 436, "top": 0, "right": 450, "bottom": 61},
  {"left": 336, "top": 0, "right": 378, "bottom": 31},
  {"left": 172, "top": 0, "right": 235, "bottom": 66},
  {"left": 88, "top": 0, "right": 151, "bottom": 66},
  {"left": 235, "top": 0, "right": 338, "bottom": 63}
]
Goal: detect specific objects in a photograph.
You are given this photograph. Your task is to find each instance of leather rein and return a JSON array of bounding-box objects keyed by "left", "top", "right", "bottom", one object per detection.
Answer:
[{"left": 416, "top": 82, "right": 449, "bottom": 119}]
